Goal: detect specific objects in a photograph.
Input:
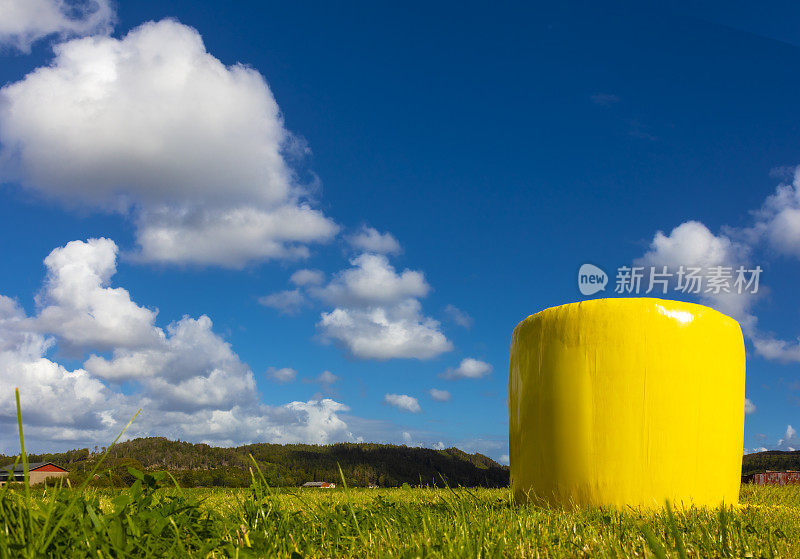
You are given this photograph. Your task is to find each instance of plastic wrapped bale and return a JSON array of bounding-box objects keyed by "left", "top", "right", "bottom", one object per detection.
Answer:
[{"left": 508, "top": 298, "right": 745, "bottom": 509}]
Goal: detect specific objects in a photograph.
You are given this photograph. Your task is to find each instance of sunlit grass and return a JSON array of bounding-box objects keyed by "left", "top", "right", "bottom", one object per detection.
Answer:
[
  {"left": 2, "top": 394, "right": 799, "bottom": 557},
  {"left": 0, "top": 482, "right": 796, "bottom": 557}
]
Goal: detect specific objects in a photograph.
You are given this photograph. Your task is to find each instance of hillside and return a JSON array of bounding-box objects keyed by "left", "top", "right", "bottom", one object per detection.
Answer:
[
  {"left": 1, "top": 438, "right": 509, "bottom": 488},
  {"left": 742, "top": 450, "right": 800, "bottom": 476},
  {"left": 3, "top": 442, "right": 797, "bottom": 487}
]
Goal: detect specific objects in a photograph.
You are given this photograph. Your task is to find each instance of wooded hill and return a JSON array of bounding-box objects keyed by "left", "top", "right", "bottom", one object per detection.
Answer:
[
  {"left": 742, "top": 450, "right": 800, "bottom": 476},
  {"left": 6, "top": 439, "right": 788, "bottom": 488},
  {"left": 2, "top": 437, "right": 509, "bottom": 488}
]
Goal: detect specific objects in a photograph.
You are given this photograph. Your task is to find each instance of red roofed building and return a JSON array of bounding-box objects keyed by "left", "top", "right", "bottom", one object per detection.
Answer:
[{"left": 0, "top": 462, "right": 68, "bottom": 486}]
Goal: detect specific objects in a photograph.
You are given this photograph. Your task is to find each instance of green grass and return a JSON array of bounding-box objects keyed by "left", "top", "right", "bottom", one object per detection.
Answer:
[
  {"left": 0, "top": 480, "right": 798, "bottom": 557},
  {"left": 2, "top": 393, "right": 799, "bottom": 557}
]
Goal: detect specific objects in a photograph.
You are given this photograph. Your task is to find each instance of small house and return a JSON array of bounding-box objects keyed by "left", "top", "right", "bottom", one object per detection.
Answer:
[
  {"left": 0, "top": 462, "right": 68, "bottom": 486},
  {"left": 301, "top": 481, "right": 336, "bottom": 488}
]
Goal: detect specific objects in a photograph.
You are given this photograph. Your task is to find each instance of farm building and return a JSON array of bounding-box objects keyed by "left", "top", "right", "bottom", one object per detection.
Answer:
[
  {"left": 0, "top": 462, "right": 68, "bottom": 486},
  {"left": 751, "top": 471, "right": 800, "bottom": 485},
  {"left": 301, "top": 481, "right": 336, "bottom": 488}
]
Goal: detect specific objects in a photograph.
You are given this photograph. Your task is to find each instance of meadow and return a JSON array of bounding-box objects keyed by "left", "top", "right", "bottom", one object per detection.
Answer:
[
  {"left": 2, "top": 399, "right": 798, "bottom": 558},
  {"left": 0, "top": 472, "right": 798, "bottom": 558}
]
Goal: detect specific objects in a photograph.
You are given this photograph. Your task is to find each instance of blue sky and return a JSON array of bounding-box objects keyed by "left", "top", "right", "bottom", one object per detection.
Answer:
[{"left": 1, "top": 1, "right": 799, "bottom": 460}]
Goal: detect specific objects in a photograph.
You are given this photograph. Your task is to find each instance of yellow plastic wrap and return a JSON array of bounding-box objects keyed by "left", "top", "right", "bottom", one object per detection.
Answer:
[{"left": 509, "top": 298, "right": 745, "bottom": 509}]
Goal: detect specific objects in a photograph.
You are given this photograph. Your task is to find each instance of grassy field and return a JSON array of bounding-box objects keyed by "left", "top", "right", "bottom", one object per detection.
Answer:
[{"left": 1, "top": 471, "right": 799, "bottom": 558}]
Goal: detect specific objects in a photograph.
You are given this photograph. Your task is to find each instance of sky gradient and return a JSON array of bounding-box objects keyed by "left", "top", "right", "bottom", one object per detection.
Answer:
[{"left": 1, "top": 1, "right": 799, "bottom": 462}]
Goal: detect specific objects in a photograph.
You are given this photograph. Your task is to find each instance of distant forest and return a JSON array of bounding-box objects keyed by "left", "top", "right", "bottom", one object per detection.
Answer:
[
  {"left": 741, "top": 450, "right": 800, "bottom": 476},
  {"left": 0, "top": 438, "right": 509, "bottom": 488},
  {"left": 2, "top": 439, "right": 794, "bottom": 488}
]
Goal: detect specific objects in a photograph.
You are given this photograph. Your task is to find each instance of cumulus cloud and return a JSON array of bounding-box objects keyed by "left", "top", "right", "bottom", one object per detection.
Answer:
[
  {"left": 265, "top": 367, "right": 297, "bottom": 383},
  {"left": 444, "top": 304, "right": 473, "bottom": 328},
  {"left": 384, "top": 393, "right": 421, "bottom": 413},
  {"left": 258, "top": 289, "right": 306, "bottom": 316},
  {"left": 313, "top": 254, "right": 428, "bottom": 307},
  {"left": 498, "top": 454, "right": 510, "bottom": 465},
  {"left": 0, "top": 294, "right": 120, "bottom": 435},
  {"left": 744, "top": 398, "right": 756, "bottom": 415},
  {"left": 347, "top": 226, "right": 402, "bottom": 254},
  {"left": 429, "top": 388, "right": 451, "bottom": 402},
  {"left": 34, "top": 238, "right": 162, "bottom": 352},
  {"left": 0, "top": 0, "right": 114, "bottom": 51},
  {"left": 0, "top": 239, "right": 356, "bottom": 451},
  {"left": 0, "top": 19, "right": 337, "bottom": 267},
  {"left": 257, "top": 249, "right": 449, "bottom": 361},
  {"left": 270, "top": 399, "right": 350, "bottom": 445},
  {"left": 319, "top": 302, "right": 452, "bottom": 360},
  {"left": 315, "top": 254, "right": 451, "bottom": 360},
  {"left": 442, "top": 358, "right": 492, "bottom": 380},
  {"left": 639, "top": 221, "right": 743, "bottom": 271},
  {"left": 744, "top": 169, "right": 800, "bottom": 258}
]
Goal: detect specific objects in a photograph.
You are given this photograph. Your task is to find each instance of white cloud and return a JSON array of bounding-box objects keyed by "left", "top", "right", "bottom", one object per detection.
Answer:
[
  {"left": 0, "top": 19, "right": 337, "bottom": 267},
  {"left": 744, "top": 398, "right": 756, "bottom": 415},
  {"left": 33, "top": 238, "right": 162, "bottom": 352},
  {"left": 271, "top": 399, "right": 350, "bottom": 445},
  {"left": 313, "top": 254, "right": 428, "bottom": 307},
  {"left": 347, "top": 226, "right": 402, "bottom": 254},
  {"left": 0, "top": 0, "right": 114, "bottom": 52},
  {"left": 444, "top": 304, "right": 473, "bottom": 328},
  {"left": 258, "top": 289, "right": 306, "bottom": 316},
  {"left": 134, "top": 205, "right": 337, "bottom": 268},
  {"left": 138, "top": 398, "right": 352, "bottom": 449},
  {"left": 0, "top": 295, "right": 120, "bottom": 434},
  {"left": 429, "top": 388, "right": 451, "bottom": 402},
  {"left": 290, "top": 269, "right": 324, "bottom": 287},
  {"left": 319, "top": 302, "right": 452, "bottom": 360},
  {"left": 743, "top": 169, "right": 800, "bottom": 258},
  {"left": 265, "top": 367, "right": 297, "bottom": 383},
  {"left": 432, "top": 441, "right": 445, "bottom": 450},
  {"left": 315, "top": 254, "right": 451, "bottom": 360},
  {"left": 639, "top": 221, "right": 742, "bottom": 271},
  {"left": 442, "top": 358, "right": 492, "bottom": 380},
  {"left": 85, "top": 313, "right": 258, "bottom": 412},
  {"left": 384, "top": 393, "right": 421, "bottom": 413},
  {"left": 498, "top": 454, "right": 510, "bottom": 465},
  {"left": 751, "top": 336, "right": 800, "bottom": 363},
  {"left": 402, "top": 431, "right": 412, "bottom": 443},
  {"left": 0, "top": 239, "right": 357, "bottom": 451}
]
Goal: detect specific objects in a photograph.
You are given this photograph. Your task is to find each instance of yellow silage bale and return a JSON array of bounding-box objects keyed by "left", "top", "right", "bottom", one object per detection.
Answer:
[{"left": 509, "top": 298, "right": 745, "bottom": 509}]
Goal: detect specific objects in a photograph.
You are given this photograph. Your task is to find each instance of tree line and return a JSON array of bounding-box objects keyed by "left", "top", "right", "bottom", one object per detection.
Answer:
[
  {"left": 741, "top": 450, "right": 800, "bottom": 476},
  {"left": 0, "top": 438, "right": 509, "bottom": 488},
  {"left": 7, "top": 438, "right": 787, "bottom": 488}
]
